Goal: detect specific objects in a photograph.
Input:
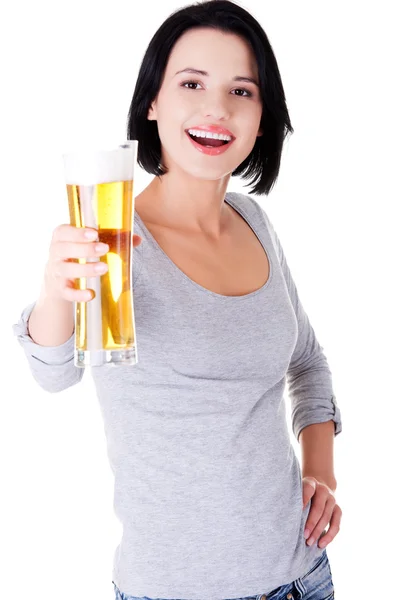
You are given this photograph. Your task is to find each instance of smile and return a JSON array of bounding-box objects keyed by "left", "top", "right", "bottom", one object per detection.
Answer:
[{"left": 185, "top": 128, "right": 235, "bottom": 156}]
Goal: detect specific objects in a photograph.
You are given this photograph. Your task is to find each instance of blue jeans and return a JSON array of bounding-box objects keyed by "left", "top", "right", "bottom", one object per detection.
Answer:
[{"left": 112, "top": 548, "right": 335, "bottom": 600}]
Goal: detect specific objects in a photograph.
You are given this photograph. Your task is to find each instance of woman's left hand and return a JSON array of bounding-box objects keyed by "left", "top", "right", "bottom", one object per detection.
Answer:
[{"left": 302, "top": 476, "right": 342, "bottom": 549}]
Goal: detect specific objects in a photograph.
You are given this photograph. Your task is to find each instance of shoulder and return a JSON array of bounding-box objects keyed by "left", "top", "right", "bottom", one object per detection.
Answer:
[{"left": 225, "top": 191, "right": 283, "bottom": 260}]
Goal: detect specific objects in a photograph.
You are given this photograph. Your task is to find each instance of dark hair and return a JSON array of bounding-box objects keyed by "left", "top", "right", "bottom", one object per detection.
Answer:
[{"left": 127, "top": 0, "right": 293, "bottom": 196}]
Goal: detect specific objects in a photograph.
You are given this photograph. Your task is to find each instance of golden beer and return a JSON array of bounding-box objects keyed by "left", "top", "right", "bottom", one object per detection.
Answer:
[{"left": 63, "top": 143, "right": 138, "bottom": 367}]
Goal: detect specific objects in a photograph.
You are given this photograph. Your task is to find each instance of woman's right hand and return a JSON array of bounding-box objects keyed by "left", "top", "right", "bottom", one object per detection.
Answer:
[{"left": 42, "top": 225, "right": 143, "bottom": 303}]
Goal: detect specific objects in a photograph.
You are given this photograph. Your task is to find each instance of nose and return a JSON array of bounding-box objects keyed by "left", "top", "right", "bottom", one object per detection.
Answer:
[{"left": 201, "top": 90, "right": 230, "bottom": 121}]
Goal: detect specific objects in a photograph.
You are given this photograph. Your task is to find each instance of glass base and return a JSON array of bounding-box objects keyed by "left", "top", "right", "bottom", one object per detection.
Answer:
[{"left": 74, "top": 347, "right": 137, "bottom": 368}]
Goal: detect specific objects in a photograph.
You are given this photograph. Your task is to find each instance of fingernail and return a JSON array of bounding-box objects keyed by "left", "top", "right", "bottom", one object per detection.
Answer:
[
  {"left": 96, "top": 243, "right": 109, "bottom": 253},
  {"left": 307, "top": 536, "right": 315, "bottom": 545},
  {"left": 304, "top": 529, "right": 310, "bottom": 539},
  {"left": 84, "top": 230, "right": 98, "bottom": 240},
  {"left": 94, "top": 262, "right": 108, "bottom": 273}
]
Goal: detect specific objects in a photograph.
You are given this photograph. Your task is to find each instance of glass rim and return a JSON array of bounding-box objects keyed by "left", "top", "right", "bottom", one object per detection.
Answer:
[{"left": 62, "top": 139, "right": 138, "bottom": 158}]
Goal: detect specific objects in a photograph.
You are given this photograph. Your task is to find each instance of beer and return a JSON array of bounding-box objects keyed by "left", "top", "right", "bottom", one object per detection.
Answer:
[{"left": 63, "top": 144, "right": 138, "bottom": 367}]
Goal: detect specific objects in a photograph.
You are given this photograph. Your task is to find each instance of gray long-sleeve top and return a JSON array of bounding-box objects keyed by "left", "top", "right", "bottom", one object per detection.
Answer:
[{"left": 13, "top": 191, "right": 342, "bottom": 599}]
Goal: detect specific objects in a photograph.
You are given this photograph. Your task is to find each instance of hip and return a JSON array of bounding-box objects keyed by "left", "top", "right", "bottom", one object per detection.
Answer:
[{"left": 112, "top": 548, "right": 335, "bottom": 600}]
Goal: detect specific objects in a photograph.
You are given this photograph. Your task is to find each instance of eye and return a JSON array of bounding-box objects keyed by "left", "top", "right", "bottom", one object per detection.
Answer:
[
  {"left": 232, "top": 88, "right": 252, "bottom": 97},
  {"left": 181, "top": 80, "right": 202, "bottom": 90}
]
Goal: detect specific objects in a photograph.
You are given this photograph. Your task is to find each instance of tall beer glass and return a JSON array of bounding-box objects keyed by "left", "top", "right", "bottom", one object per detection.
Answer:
[{"left": 63, "top": 141, "right": 138, "bottom": 367}]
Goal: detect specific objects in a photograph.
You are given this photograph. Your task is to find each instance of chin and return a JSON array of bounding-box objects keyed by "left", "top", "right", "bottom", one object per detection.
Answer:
[
  {"left": 162, "top": 146, "right": 248, "bottom": 181},
  {"left": 184, "top": 166, "right": 232, "bottom": 182},
  {"left": 180, "top": 157, "right": 243, "bottom": 180}
]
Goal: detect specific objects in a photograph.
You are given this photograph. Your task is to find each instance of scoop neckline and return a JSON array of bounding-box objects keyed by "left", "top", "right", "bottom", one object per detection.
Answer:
[{"left": 133, "top": 193, "right": 274, "bottom": 301}]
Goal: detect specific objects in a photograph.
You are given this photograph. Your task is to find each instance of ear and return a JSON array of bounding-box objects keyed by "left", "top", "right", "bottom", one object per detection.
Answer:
[
  {"left": 147, "top": 100, "right": 157, "bottom": 121},
  {"left": 257, "top": 127, "right": 263, "bottom": 137}
]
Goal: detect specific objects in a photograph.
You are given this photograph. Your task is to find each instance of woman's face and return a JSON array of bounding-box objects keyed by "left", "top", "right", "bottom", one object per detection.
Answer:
[{"left": 148, "top": 27, "right": 263, "bottom": 182}]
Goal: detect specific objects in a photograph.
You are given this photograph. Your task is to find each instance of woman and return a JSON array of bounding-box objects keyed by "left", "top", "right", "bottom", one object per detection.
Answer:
[{"left": 13, "top": 1, "right": 342, "bottom": 599}]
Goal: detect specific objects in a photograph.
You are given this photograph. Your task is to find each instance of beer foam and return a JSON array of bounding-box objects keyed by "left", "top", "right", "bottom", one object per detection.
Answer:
[{"left": 63, "top": 144, "right": 137, "bottom": 185}]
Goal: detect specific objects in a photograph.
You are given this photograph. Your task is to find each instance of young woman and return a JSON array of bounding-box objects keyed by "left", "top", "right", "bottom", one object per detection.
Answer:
[{"left": 14, "top": 1, "right": 342, "bottom": 599}]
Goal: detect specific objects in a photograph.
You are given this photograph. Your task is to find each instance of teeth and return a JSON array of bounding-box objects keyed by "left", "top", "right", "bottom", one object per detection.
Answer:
[{"left": 188, "top": 129, "right": 232, "bottom": 142}]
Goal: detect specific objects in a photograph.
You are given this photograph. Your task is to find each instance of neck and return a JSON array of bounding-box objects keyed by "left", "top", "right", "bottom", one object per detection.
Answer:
[{"left": 136, "top": 169, "right": 232, "bottom": 239}]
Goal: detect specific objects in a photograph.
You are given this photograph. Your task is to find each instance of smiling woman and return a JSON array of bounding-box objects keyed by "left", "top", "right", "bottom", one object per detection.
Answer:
[
  {"left": 12, "top": 1, "right": 342, "bottom": 599},
  {"left": 140, "top": 26, "right": 265, "bottom": 187},
  {"left": 127, "top": 0, "right": 294, "bottom": 197}
]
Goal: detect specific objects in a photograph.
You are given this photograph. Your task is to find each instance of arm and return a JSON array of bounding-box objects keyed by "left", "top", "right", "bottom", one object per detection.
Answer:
[
  {"left": 299, "top": 420, "right": 337, "bottom": 491},
  {"left": 261, "top": 208, "right": 343, "bottom": 443},
  {"left": 13, "top": 227, "right": 143, "bottom": 393},
  {"left": 12, "top": 223, "right": 106, "bottom": 393},
  {"left": 12, "top": 300, "right": 84, "bottom": 393},
  {"left": 28, "top": 287, "right": 74, "bottom": 346}
]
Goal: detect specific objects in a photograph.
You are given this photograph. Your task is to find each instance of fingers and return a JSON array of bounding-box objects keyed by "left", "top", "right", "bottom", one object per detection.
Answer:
[
  {"left": 52, "top": 224, "right": 99, "bottom": 243},
  {"left": 304, "top": 493, "right": 337, "bottom": 547},
  {"left": 55, "top": 259, "right": 109, "bottom": 279},
  {"left": 60, "top": 280, "right": 95, "bottom": 303},
  {"left": 44, "top": 226, "right": 143, "bottom": 304},
  {"left": 50, "top": 224, "right": 108, "bottom": 260},
  {"left": 52, "top": 224, "right": 142, "bottom": 248},
  {"left": 304, "top": 487, "right": 329, "bottom": 539},
  {"left": 318, "top": 505, "right": 341, "bottom": 548},
  {"left": 305, "top": 498, "right": 334, "bottom": 546},
  {"left": 51, "top": 229, "right": 141, "bottom": 259},
  {"left": 52, "top": 241, "right": 109, "bottom": 260}
]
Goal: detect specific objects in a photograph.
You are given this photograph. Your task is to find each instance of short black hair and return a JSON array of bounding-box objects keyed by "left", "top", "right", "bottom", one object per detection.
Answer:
[{"left": 127, "top": 0, "right": 294, "bottom": 196}]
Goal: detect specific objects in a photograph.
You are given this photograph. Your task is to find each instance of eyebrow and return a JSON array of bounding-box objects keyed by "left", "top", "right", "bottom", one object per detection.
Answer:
[{"left": 175, "top": 67, "right": 259, "bottom": 87}]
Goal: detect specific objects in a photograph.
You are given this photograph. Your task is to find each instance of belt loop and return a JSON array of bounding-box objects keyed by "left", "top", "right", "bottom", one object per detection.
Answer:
[{"left": 293, "top": 576, "right": 306, "bottom": 597}]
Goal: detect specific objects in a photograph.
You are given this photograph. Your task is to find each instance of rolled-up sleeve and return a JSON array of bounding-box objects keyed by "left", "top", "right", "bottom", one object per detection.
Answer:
[
  {"left": 12, "top": 302, "right": 84, "bottom": 393},
  {"left": 263, "top": 212, "right": 343, "bottom": 442}
]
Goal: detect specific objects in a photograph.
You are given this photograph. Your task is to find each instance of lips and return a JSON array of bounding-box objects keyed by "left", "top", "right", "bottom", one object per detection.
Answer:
[
  {"left": 187, "top": 124, "right": 235, "bottom": 138},
  {"left": 185, "top": 125, "right": 236, "bottom": 156}
]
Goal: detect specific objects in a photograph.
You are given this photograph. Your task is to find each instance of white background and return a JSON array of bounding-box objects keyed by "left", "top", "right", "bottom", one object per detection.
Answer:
[{"left": 1, "top": 1, "right": 399, "bottom": 598}]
